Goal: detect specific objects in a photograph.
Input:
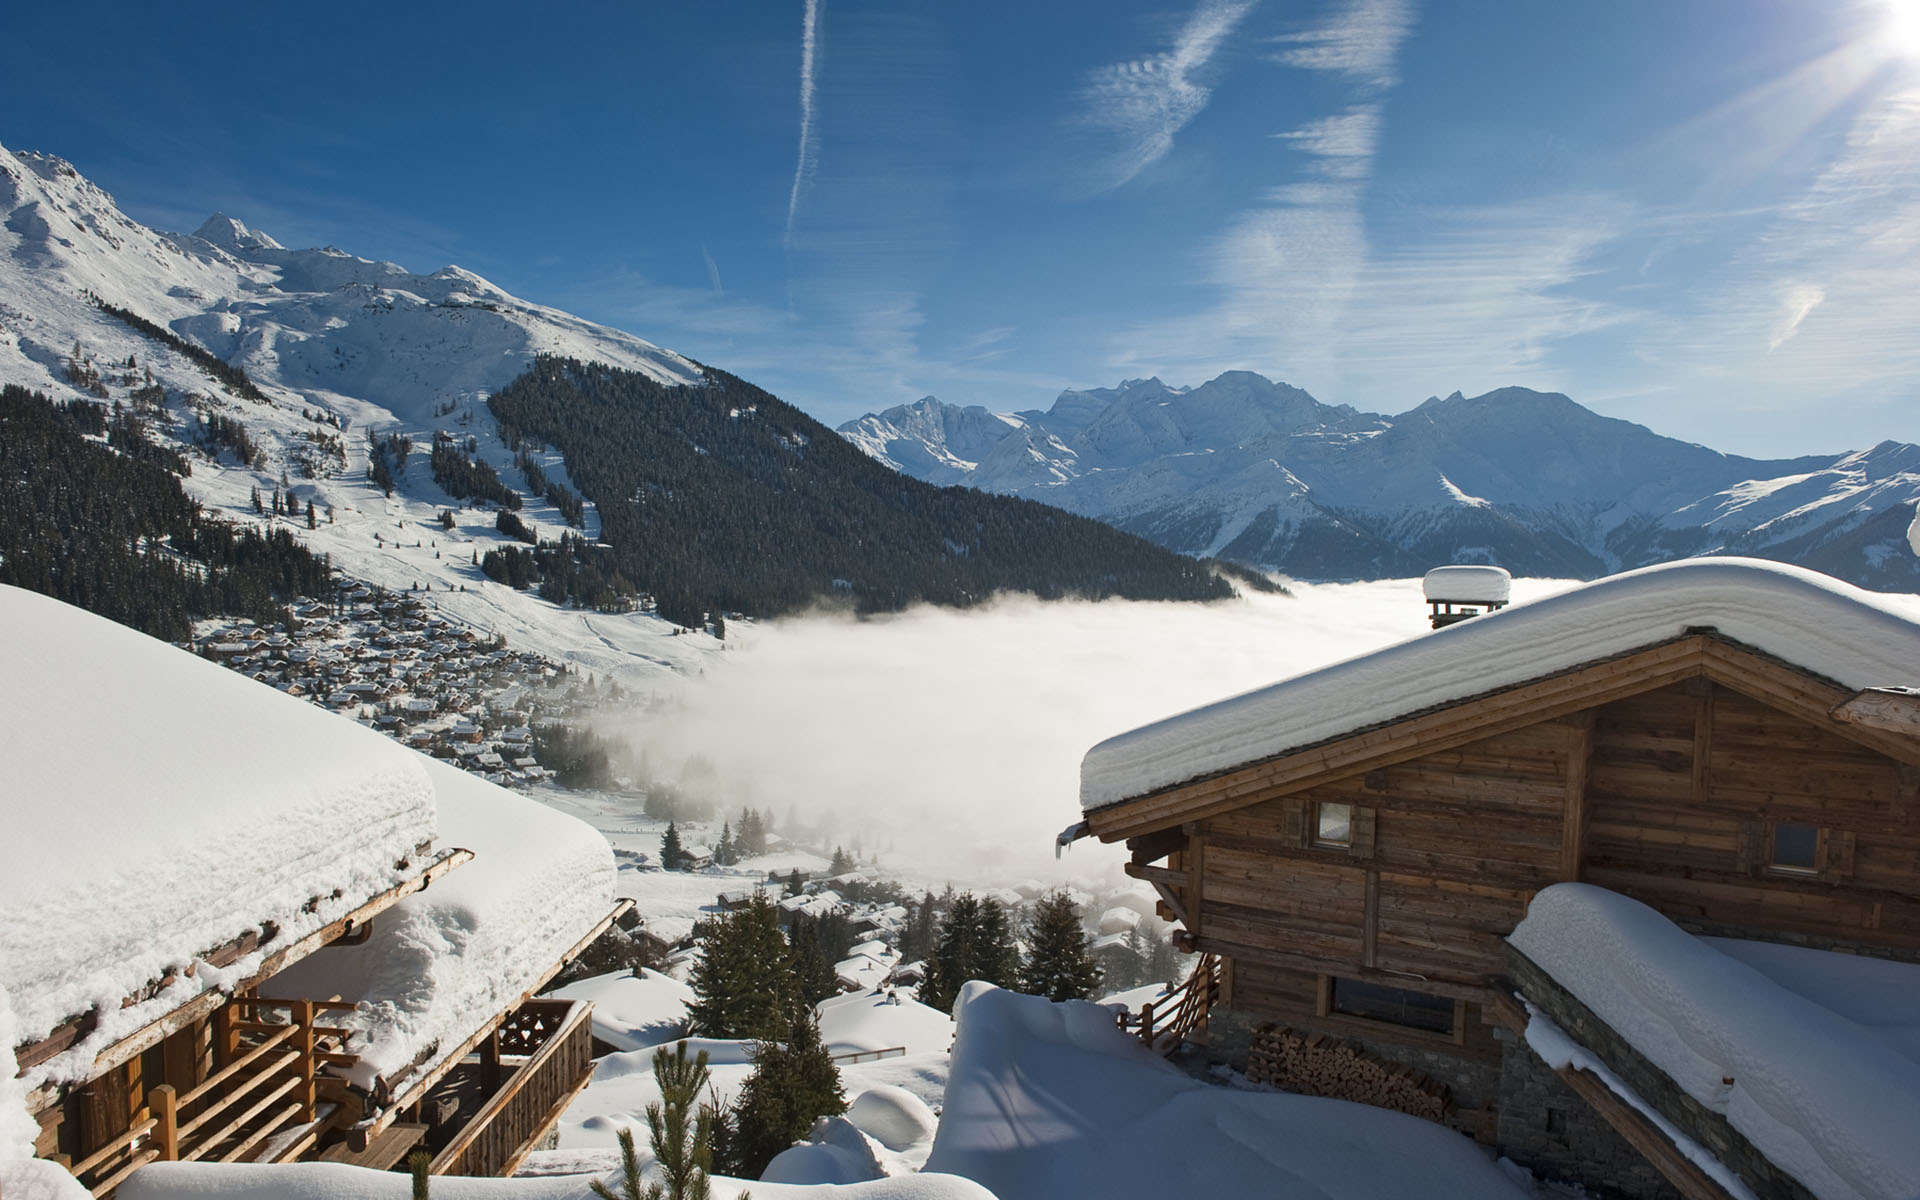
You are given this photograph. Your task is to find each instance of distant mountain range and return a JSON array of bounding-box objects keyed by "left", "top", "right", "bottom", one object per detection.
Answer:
[
  {"left": 0, "top": 139, "right": 1230, "bottom": 639},
  {"left": 839, "top": 373, "right": 1920, "bottom": 589}
]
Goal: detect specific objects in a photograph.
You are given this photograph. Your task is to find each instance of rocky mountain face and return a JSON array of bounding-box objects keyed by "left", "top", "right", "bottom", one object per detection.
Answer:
[{"left": 839, "top": 375, "right": 1920, "bottom": 589}]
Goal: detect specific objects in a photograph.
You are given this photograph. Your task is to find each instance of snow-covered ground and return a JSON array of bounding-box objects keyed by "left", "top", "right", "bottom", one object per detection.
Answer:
[{"left": 922, "top": 984, "right": 1532, "bottom": 1200}]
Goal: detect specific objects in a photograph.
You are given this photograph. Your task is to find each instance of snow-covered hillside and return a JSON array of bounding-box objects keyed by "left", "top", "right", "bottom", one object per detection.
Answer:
[
  {"left": 840, "top": 375, "right": 1920, "bottom": 589},
  {"left": 0, "top": 140, "right": 724, "bottom": 684}
]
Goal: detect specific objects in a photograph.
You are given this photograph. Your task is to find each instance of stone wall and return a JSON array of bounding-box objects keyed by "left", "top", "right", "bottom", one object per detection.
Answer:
[{"left": 1495, "top": 1027, "right": 1684, "bottom": 1200}]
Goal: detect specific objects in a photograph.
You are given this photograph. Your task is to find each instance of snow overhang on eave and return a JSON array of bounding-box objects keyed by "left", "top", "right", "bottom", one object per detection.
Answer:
[{"left": 16, "top": 847, "right": 474, "bottom": 1115}]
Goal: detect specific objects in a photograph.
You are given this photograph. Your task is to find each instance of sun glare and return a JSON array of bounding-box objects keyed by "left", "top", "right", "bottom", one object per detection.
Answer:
[{"left": 1882, "top": 0, "right": 1920, "bottom": 59}]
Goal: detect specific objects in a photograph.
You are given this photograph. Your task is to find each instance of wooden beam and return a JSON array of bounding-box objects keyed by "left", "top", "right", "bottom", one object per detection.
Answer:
[
  {"left": 1561, "top": 710, "right": 1595, "bottom": 882},
  {"left": 1548, "top": 1063, "right": 1746, "bottom": 1200},
  {"left": 1699, "top": 642, "right": 1920, "bottom": 768},
  {"left": 1087, "top": 637, "right": 1712, "bottom": 842},
  {"left": 1127, "top": 827, "right": 1187, "bottom": 865},
  {"left": 19, "top": 849, "right": 472, "bottom": 1117},
  {"left": 1829, "top": 688, "right": 1920, "bottom": 738}
]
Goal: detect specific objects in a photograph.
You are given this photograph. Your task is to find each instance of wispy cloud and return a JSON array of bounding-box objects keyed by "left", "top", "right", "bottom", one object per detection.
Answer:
[
  {"left": 701, "top": 245, "right": 724, "bottom": 296},
  {"left": 1767, "top": 282, "right": 1825, "bottom": 350},
  {"left": 1078, "top": 0, "right": 1258, "bottom": 191},
  {"left": 785, "top": 0, "right": 824, "bottom": 245},
  {"left": 1273, "top": 0, "right": 1418, "bottom": 90},
  {"left": 1112, "top": 193, "right": 1631, "bottom": 403},
  {"left": 1274, "top": 104, "right": 1382, "bottom": 180}
]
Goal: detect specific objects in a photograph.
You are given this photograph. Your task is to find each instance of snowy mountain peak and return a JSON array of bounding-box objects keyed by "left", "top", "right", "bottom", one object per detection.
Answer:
[
  {"left": 839, "top": 375, "right": 1920, "bottom": 589},
  {"left": 193, "top": 212, "right": 284, "bottom": 253}
]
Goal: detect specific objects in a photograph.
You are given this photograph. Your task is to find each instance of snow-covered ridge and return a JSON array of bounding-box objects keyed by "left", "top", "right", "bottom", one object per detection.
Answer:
[
  {"left": 0, "top": 137, "right": 733, "bottom": 687},
  {"left": 840, "top": 379, "right": 1920, "bottom": 588},
  {"left": 1080, "top": 558, "right": 1920, "bottom": 811}
]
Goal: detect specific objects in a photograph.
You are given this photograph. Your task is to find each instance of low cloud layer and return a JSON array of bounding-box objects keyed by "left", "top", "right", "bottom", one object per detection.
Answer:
[{"left": 625, "top": 579, "right": 1572, "bottom": 888}]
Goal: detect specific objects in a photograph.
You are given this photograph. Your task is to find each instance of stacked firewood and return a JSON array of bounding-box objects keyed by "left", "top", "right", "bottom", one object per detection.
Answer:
[{"left": 1245, "top": 1024, "right": 1451, "bottom": 1122}]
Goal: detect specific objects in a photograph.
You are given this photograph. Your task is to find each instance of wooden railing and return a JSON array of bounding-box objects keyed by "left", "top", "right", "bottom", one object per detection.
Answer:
[
  {"left": 70, "top": 996, "right": 356, "bottom": 1196},
  {"left": 828, "top": 1046, "right": 907, "bottom": 1065},
  {"left": 428, "top": 999, "right": 594, "bottom": 1178},
  {"left": 1119, "top": 954, "right": 1222, "bottom": 1055}
]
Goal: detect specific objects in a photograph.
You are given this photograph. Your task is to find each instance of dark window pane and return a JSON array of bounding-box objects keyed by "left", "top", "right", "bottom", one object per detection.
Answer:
[
  {"left": 1772, "top": 823, "right": 1819, "bottom": 871},
  {"left": 1328, "top": 978, "right": 1455, "bottom": 1034}
]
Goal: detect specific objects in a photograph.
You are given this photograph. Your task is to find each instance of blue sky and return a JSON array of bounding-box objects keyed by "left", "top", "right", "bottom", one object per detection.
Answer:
[{"left": 4, "top": 0, "right": 1917, "bottom": 457}]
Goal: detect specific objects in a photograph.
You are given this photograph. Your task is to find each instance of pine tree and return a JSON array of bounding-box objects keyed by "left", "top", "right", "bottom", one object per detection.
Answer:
[
  {"left": 306, "top": 499, "right": 317, "bottom": 529},
  {"left": 714, "top": 821, "right": 735, "bottom": 867},
  {"left": 789, "top": 919, "right": 838, "bottom": 1008},
  {"left": 728, "top": 1010, "right": 845, "bottom": 1178},
  {"left": 900, "top": 892, "right": 939, "bottom": 966},
  {"left": 828, "top": 845, "right": 854, "bottom": 875},
  {"left": 686, "top": 893, "right": 794, "bottom": 1039},
  {"left": 919, "top": 892, "right": 1018, "bottom": 1013},
  {"left": 661, "top": 822, "right": 687, "bottom": 872},
  {"left": 593, "top": 1042, "right": 717, "bottom": 1200},
  {"left": 1018, "top": 890, "right": 1100, "bottom": 1001}
]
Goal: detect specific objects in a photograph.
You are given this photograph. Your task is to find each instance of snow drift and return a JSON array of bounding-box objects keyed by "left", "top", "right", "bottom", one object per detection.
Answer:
[{"left": 923, "top": 983, "right": 1529, "bottom": 1200}]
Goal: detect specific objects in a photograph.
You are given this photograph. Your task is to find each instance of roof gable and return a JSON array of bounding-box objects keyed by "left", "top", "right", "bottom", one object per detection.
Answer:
[{"left": 1082, "top": 560, "right": 1920, "bottom": 823}]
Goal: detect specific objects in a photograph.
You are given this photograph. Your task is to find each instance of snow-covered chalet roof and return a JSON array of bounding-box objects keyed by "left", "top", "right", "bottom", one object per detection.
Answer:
[
  {"left": 1082, "top": 558, "right": 1920, "bottom": 812},
  {"left": 263, "top": 756, "right": 614, "bottom": 1092},
  {"left": 0, "top": 586, "right": 438, "bottom": 1089}
]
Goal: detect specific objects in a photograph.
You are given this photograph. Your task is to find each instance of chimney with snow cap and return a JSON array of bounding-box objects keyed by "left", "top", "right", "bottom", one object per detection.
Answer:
[{"left": 1422, "top": 564, "right": 1511, "bottom": 629}]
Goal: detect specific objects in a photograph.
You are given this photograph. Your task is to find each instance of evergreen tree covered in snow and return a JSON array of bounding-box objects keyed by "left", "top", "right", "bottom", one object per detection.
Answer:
[
  {"left": 686, "top": 893, "right": 794, "bottom": 1039},
  {"left": 1018, "top": 890, "right": 1100, "bottom": 1002}
]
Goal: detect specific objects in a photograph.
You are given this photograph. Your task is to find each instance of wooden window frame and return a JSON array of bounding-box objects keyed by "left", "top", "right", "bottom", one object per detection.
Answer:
[
  {"left": 1314, "top": 974, "right": 1467, "bottom": 1047},
  {"left": 1764, "top": 821, "right": 1824, "bottom": 878},
  {"left": 1313, "top": 801, "right": 1354, "bottom": 850}
]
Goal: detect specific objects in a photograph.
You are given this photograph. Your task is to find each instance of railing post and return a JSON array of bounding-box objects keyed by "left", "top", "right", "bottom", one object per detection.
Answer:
[
  {"left": 295, "top": 1001, "right": 317, "bottom": 1122},
  {"left": 152, "top": 1084, "right": 179, "bottom": 1161}
]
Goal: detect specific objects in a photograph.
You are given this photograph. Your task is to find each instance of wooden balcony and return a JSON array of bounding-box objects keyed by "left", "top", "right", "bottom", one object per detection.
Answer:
[
  {"left": 424, "top": 998, "right": 595, "bottom": 1177},
  {"left": 60, "top": 996, "right": 357, "bottom": 1196}
]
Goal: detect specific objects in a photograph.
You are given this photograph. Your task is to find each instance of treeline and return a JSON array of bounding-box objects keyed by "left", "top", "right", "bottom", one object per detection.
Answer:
[
  {"left": 430, "top": 433, "right": 519, "bottom": 509},
  {"left": 479, "top": 531, "right": 639, "bottom": 610},
  {"left": 88, "top": 295, "right": 268, "bottom": 402},
  {"left": 0, "top": 384, "right": 333, "bottom": 640},
  {"left": 487, "top": 356, "right": 1232, "bottom": 627}
]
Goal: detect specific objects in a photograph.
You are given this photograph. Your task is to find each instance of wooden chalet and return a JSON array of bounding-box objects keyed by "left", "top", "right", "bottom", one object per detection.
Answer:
[
  {"left": 1074, "top": 559, "right": 1920, "bottom": 1200},
  {"left": 1, "top": 587, "right": 628, "bottom": 1197}
]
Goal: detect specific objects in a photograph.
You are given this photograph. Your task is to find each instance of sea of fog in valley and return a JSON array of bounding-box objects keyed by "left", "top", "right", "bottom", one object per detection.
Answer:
[{"left": 618, "top": 577, "right": 1579, "bottom": 886}]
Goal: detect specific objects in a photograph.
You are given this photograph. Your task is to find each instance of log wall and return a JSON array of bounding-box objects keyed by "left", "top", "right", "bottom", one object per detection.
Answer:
[{"left": 1184, "top": 675, "right": 1920, "bottom": 1031}]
